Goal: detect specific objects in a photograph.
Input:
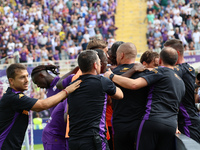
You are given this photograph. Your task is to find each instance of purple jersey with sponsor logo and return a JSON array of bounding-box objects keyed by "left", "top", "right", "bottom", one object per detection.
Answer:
[
  {"left": 46, "top": 76, "right": 61, "bottom": 114},
  {"left": 42, "top": 75, "right": 73, "bottom": 149}
]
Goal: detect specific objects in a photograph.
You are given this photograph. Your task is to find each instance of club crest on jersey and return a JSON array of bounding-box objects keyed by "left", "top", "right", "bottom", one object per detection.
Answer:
[
  {"left": 189, "top": 67, "right": 193, "bottom": 72},
  {"left": 120, "top": 68, "right": 130, "bottom": 72},
  {"left": 174, "top": 65, "right": 179, "bottom": 71},
  {"left": 19, "top": 94, "right": 24, "bottom": 99}
]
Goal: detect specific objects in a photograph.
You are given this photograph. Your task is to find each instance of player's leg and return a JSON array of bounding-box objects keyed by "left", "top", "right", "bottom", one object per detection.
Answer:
[
  {"left": 156, "top": 124, "right": 176, "bottom": 150},
  {"left": 136, "top": 120, "right": 158, "bottom": 150}
]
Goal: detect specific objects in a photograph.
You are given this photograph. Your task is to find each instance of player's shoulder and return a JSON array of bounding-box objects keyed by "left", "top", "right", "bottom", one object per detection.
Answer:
[
  {"left": 150, "top": 66, "right": 162, "bottom": 73},
  {"left": 113, "top": 64, "right": 134, "bottom": 74},
  {"left": 176, "top": 63, "right": 194, "bottom": 71},
  {"left": 1, "top": 88, "right": 23, "bottom": 103}
]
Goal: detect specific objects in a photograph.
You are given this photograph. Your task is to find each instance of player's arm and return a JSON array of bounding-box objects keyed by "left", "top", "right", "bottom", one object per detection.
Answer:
[
  {"left": 104, "top": 69, "right": 148, "bottom": 90},
  {"left": 31, "top": 80, "right": 81, "bottom": 112},
  {"left": 121, "top": 63, "right": 146, "bottom": 78},
  {"left": 56, "top": 66, "right": 79, "bottom": 89},
  {"left": 110, "top": 86, "right": 123, "bottom": 100}
]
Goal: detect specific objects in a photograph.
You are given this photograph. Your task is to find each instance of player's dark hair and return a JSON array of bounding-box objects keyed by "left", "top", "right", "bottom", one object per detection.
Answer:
[
  {"left": 31, "top": 65, "right": 60, "bottom": 77},
  {"left": 78, "top": 50, "right": 98, "bottom": 73},
  {"left": 93, "top": 49, "right": 105, "bottom": 62},
  {"left": 109, "top": 41, "right": 124, "bottom": 65},
  {"left": 140, "top": 51, "right": 159, "bottom": 64},
  {"left": 6, "top": 63, "right": 27, "bottom": 79},
  {"left": 160, "top": 47, "right": 178, "bottom": 66},
  {"left": 164, "top": 39, "right": 184, "bottom": 56},
  {"left": 86, "top": 38, "right": 107, "bottom": 49}
]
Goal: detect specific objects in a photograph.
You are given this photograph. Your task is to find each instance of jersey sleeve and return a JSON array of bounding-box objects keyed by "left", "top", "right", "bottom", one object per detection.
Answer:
[
  {"left": 11, "top": 93, "right": 38, "bottom": 112},
  {"left": 101, "top": 76, "right": 116, "bottom": 96},
  {"left": 62, "top": 74, "right": 74, "bottom": 88},
  {"left": 142, "top": 68, "right": 163, "bottom": 85},
  {"left": 173, "top": 65, "right": 184, "bottom": 78}
]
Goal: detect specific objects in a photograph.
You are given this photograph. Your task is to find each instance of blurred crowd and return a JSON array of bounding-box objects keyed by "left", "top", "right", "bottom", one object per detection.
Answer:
[
  {"left": 0, "top": 0, "right": 117, "bottom": 64},
  {"left": 146, "top": 0, "right": 200, "bottom": 53}
]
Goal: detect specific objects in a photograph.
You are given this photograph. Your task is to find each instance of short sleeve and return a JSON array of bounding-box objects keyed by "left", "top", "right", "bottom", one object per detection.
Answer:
[
  {"left": 101, "top": 76, "right": 116, "bottom": 96},
  {"left": 142, "top": 69, "right": 163, "bottom": 85},
  {"left": 62, "top": 74, "right": 74, "bottom": 88},
  {"left": 173, "top": 65, "right": 184, "bottom": 78},
  {"left": 11, "top": 93, "right": 38, "bottom": 111}
]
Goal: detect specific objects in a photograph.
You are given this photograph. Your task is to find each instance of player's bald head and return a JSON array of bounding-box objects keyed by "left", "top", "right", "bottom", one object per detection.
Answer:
[
  {"left": 160, "top": 47, "right": 178, "bottom": 66},
  {"left": 117, "top": 42, "right": 137, "bottom": 59}
]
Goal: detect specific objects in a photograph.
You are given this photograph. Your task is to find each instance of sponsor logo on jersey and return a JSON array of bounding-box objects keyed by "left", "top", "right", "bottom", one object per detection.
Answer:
[
  {"left": 19, "top": 94, "right": 24, "bottom": 99},
  {"left": 53, "top": 85, "right": 57, "bottom": 91}
]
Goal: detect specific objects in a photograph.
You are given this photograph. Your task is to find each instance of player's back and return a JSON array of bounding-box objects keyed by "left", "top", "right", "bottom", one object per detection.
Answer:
[
  {"left": 68, "top": 74, "right": 116, "bottom": 139},
  {"left": 142, "top": 67, "right": 185, "bottom": 128},
  {"left": 112, "top": 64, "right": 149, "bottom": 129}
]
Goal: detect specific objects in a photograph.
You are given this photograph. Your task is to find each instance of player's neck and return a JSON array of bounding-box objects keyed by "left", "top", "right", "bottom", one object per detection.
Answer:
[
  {"left": 176, "top": 56, "right": 185, "bottom": 64},
  {"left": 82, "top": 70, "right": 98, "bottom": 76},
  {"left": 121, "top": 59, "right": 135, "bottom": 65}
]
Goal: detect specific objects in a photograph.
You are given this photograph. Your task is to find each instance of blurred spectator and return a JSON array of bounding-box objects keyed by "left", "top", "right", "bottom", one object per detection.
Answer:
[
  {"left": 33, "top": 113, "right": 43, "bottom": 130},
  {"left": 189, "top": 41, "right": 195, "bottom": 50},
  {"left": 19, "top": 46, "right": 29, "bottom": 63},
  {"left": 81, "top": 38, "right": 88, "bottom": 50},
  {"left": 192, "top": 29, "right": 200, "bottom": 50},
  {"left": 53, "top": 50, "right": 60, "bottom": 61},
  {"left": 41, "top": 47, "right": 49, "bottom": 61},
  {"left": 0, "top": 0, "right": 117, "bottom": 64},
  {"left": 147, "top": 11, "right": 155, "bottom": 23},
  {"left": 7, "top": 47, "right": 14, "bottom": 64},
  {"left": 146, "top": 0, "right": 200, "bottom": 52}
]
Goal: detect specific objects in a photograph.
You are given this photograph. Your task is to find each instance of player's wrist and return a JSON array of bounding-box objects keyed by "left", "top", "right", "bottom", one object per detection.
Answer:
[
  {"left": 109, "top": 73, "right": 115, "bottom": 81},
  {"left": 62, "top": 89, "right": 69, "bottom": 96}
]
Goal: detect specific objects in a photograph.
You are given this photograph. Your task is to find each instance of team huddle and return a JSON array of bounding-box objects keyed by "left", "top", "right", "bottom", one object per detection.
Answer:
[{"left": 0, "top": 39, "right": 200, "bottom": 150}]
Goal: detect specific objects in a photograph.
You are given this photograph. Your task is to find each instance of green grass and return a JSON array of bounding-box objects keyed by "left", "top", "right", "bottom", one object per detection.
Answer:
[
  {"left": 22, "top": 144, "right": 43, "bottom": 150},
  {"left": 34, "top": 144, "right": 44, "bottom": 150}
]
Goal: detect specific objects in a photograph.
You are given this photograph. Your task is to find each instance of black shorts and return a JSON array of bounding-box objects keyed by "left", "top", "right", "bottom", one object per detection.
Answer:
[
  {"left": 69, "top": 136, "right": 110, "bottom": 150},
  {"left": 113, "top": 120, "right": 140, "bottom": 150},
  {"left": 136, "top": 120, "right": 176, "bottom": 150}
]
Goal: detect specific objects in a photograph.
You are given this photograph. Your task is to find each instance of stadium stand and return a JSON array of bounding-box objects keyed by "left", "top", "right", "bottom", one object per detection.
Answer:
[
  {"left": 146, "top": 0, "right": 200, "bottom": 53},
  {"left": 0, "top": 0, "right": 117, "bottom": 64}
]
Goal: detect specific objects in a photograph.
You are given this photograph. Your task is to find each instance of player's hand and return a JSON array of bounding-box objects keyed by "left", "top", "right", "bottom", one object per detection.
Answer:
[
  {"left": 176, "top": 128, "right": 181, "bottom": 134},
  {"left": 104, "top": 68, "right": 113, "bottom": 79},
  {"left": 133, "top": 63, "right": 146, "bottom": 72},
  {"left": 65, "top": 80, "right": 82, "bottom": 94},
  {"left": 122, "top": 63, "right": 146, "bottom": 78}
]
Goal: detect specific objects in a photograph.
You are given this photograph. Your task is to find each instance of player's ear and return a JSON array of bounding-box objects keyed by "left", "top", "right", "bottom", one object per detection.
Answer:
[
  {"left": 8, "top": 78, "right": 14, "bottom": 86},
  {"left": 177, "top": 50, "right": 180, "bottom": 55},
  {"left": 121, "top": 52, "right": 124, "bottom": 60},
  {"left": 142, "top": 61, "right": 147, "bottom": 67},
  {"left": 159, "top": 58, "right": 162, "bottom": 65},
  {"left": 94, "top": 62, "right": 98, "bottom": 70},
  {"left": 39, "top": 72, "right": 45, "bottom": 78}
]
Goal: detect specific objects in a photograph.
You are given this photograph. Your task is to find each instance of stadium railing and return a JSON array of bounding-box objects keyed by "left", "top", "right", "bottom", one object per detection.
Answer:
[
  {"left": 0, "top": 59, "right": 78, "bottom": 76},
  {"left": 0, "top": 49, "right": 200, "bottom": 74}
]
